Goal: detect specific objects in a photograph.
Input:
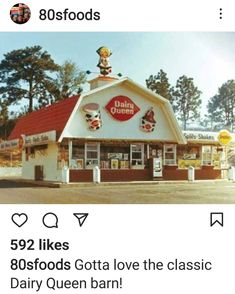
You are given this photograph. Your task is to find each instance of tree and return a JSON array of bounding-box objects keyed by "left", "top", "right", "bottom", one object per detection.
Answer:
[
  {"left": 0, "top": 100, "right": 16, "bottom": 140},
  {"left": 204, "top": 95, "right": 223, "bottom": 131},
  {"left": 0, "top": 100, "right": 9, "bottom": 139},
  {"left": 207, "top": 80, "right": 235, "bottom": 131},
  {"left": 0, "top": 46, "right": 59, "bottom": 112},
  {"left": 146, "top": 69, "right": 173, "bottom": 102},
  {"left": 172, "top": 75, "right": 202, "bottom": 130},
  {"left": 46, "top": 60, "right": 86, "bottom": 103}
]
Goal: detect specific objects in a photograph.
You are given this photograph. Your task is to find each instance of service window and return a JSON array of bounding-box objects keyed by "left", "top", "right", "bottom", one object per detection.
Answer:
[
  {"left": 202, "top": 146, "right": 212, "bottom": 165},
  {"left": 177, "top": 145, "right": 201, "bottom": 169},
  {"left": 100, "top": 144, "right": 130, "bottom": 169},
  {"left": 130, "top": 144, "right": 144, "bottom": 166},
  {"left": 71, "top": 141, "right": 85, "bottom": 169},
  {"left": 72, "top": 143, "right": 84, "bottom": 159},
  {"left": 202, "top": 146, "right": 222, "bottom": 167},
  {"left": 57, "top": 141, "right": 69, "bottom": 169},
  {"left": 85, "top": 143, "right": 100, "bottom": 168},
  {"left": 212, "top": 146, "right": 221, "bottom": 169},
  {"left": 164, "top": 144, "right": 176, "bottom": 165}
]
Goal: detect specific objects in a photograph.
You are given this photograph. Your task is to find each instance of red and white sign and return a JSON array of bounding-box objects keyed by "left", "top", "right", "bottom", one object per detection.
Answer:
[{"left": 105, "top": 96, "right": 140, "bottom": 121}]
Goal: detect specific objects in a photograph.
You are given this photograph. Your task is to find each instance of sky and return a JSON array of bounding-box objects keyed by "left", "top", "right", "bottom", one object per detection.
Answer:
[{"left": 0, "top": 32, "right": 235, "bottom": 115}]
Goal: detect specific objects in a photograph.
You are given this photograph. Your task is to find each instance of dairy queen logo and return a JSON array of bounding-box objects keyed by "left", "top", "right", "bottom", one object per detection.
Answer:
[{"left": 105, "top": 96, "right": 140, "bottom": 121}]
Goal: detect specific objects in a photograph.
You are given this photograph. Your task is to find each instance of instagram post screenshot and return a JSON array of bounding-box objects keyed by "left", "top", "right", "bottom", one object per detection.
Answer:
[{"left": 0, "top": 0, "right": 235, "bottom": 293}]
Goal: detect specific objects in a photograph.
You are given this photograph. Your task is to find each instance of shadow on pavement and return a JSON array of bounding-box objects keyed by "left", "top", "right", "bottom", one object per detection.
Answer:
[{"left": 0, "top": 180, "right": 40, "bottom": 188}]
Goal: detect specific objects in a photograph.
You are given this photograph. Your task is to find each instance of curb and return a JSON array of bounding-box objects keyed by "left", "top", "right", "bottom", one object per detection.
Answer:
[{"left": 2, "top": 178, "right": 233, "bottom": 188}]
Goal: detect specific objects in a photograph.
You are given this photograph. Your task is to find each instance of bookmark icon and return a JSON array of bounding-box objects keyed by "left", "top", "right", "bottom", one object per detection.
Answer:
[{"left": 210, "top": 212, "right": 223, "bottom": 227}]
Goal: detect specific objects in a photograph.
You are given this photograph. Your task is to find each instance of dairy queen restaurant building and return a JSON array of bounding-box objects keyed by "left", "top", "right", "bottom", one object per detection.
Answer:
[{"left": 1, "top": 76, "right": 235, "bottom": 183}]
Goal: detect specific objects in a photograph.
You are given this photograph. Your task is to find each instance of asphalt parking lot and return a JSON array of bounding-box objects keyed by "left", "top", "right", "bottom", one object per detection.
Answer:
[{"left": 0, "top": 179, "right": 235, "bottom": 204}]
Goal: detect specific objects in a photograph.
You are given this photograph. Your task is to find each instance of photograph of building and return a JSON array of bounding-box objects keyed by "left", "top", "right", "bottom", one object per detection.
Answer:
[
  {"left": 1, "top": 74, "right": 234, "bottom": 183},
  {"left": 0, "top": 32, "right": 235, "bottom": 203}
]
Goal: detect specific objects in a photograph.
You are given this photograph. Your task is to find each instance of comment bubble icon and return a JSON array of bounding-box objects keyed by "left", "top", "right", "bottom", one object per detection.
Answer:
[{"left": 42, "top": 212, "right": 58, "bottom": 228}]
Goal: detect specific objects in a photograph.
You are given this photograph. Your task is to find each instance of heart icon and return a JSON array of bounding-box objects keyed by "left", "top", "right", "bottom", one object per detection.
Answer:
[{"left": 12, "top": 213, "right": 28, "bottom": 227}]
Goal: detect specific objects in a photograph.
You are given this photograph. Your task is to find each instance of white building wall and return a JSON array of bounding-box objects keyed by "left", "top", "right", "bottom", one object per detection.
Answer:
[
  {"left": 63, "top": 84, "right": 177, "bottom": 142},
  {"left": 22, "top": 143, "right": 61, "bottom": 181},
  {"left": 0, "top": 167, "right": 22, "bottom": 177}
]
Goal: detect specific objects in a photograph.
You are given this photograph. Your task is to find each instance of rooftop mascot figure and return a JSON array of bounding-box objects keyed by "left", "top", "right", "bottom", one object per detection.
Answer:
[{"left": 97, "top": 46, "right": 112, "bottom": 76}]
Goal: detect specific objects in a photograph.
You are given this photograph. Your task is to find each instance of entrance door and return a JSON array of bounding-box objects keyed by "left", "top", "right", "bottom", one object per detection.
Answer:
[
  {"left": 35, "top": 165, "right": 43, "bottom": 181},
  {"left": 153, "top": 153, "right": 163, "bottom": 177}
]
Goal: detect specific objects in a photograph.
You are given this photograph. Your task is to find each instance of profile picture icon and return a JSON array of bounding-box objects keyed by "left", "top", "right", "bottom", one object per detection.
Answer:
[{"left": 10, "top": 3, "right": 31, "bottom": 24}]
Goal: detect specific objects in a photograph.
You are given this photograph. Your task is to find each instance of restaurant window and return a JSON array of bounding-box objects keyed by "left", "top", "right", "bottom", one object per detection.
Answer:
[
  {"left": 164, "top": 144, "right": 176, "bottom": 165},
  {"left": 202, "top": 146, "right": 212, "bottom": 165},
  {"left": 70, "top": 140, "right": 84, "bottom": 169},
  {"left": 130, "top": 144, "right": 144, "bottom": 166},
  {"left": 100, "top": 144, "right": 130, "bottom": 169},
  {"left": 85, "top": 143, "right": 100, "bottom": 168},
  {"left": 57, "top": 141, "right": 69, "bottom": 169},
  {"left": 202, "top": 146, "right": 222, "bottom": 167},
  {"left": 177, "top": 145, "right": 201, "bottom": 169},
  {"left": 212, "top": 146, "right": 222, "bottom": 169}
]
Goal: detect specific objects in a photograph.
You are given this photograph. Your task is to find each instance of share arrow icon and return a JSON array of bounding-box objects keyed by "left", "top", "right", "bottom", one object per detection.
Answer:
[{"left": 73, "top": 213, "right": 89, "bottom": 227}]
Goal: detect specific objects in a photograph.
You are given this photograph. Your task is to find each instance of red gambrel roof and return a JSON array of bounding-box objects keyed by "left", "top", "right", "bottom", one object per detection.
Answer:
[{"left": 9, "top": 95, "right": 80, "bottom": 140}]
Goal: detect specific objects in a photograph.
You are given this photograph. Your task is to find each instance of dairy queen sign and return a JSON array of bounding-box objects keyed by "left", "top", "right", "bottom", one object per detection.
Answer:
[{"left": 105, "top": 95, "right": 140, "bottom": 121}]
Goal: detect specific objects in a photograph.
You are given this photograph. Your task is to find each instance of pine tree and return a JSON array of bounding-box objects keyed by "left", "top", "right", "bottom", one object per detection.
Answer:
[
  {"left": 0, "top": 46, "right": 59, "bottom": 112},
  {"left": 173, "top": 75, "right": 202, "bottom": 130},
  {"left": 207, "top": 80, "right": 235, "bottom": 131},
  {"left": 46, "top": 60, "right": 86, "bottom": 103},
  {"left": 146, "top": 69, "right": 173, "bottom": 102},
  {"left": 0, "top": 100, "right": 9, "bottom": 139}
]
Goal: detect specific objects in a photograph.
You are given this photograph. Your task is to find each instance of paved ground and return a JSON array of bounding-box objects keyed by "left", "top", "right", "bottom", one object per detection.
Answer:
[{"left": 0, "top": 179, "right": 235, "bottom": 204}]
